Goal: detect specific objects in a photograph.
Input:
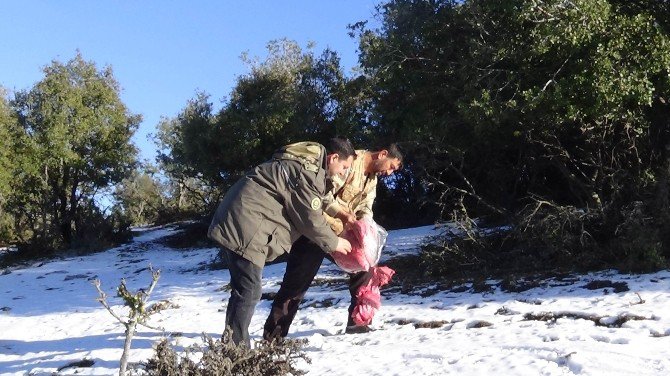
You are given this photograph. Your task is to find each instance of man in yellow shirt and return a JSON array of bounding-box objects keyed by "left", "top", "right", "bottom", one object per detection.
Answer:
[{"left": 263, "top": 144, "right": 403, "bottom": 340}]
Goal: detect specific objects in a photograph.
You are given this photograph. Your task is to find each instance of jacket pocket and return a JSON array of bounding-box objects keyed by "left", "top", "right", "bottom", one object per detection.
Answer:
[
  {"left": 340, "top": 184, "right": 358, "bottom": 202},
  {"left": 271, "top": 225, "right": 290, "bottom": 252},
  {"left": 245, "top": 218, "right": 289, "bottom": 258},
  {"left": 241, "top": 217, "right": 265, "bottom": 253}
]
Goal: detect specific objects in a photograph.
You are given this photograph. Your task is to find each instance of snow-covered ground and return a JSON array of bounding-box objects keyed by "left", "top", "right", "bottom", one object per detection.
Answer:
[{"left": 1, "top": 224, "right": 669, "bottom": 375}]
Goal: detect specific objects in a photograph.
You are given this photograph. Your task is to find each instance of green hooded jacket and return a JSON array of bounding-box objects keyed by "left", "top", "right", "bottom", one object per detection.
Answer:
[{"left": 207, "top": 142, "right": 339, "bottom": 268}]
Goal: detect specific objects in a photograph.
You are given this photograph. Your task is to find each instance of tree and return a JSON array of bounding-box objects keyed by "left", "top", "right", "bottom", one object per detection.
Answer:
[
  {"left": 216, "top": 38, "right": 362, "bottom": 173},
  {"left": 156, "top": 39, "right": 365, "bottom": 216},
  {"left": 0, "top": 89, "right": 17, "bottom": 244},
  {"left": 0, "top": 89, "right": 12, "bottom": 198},
  {"left": 8, "top": 53, "right": 140, "bottom": 249},
  {"left": 352, "top": 0, "right": 473, "bottom": 223},
  {"left": 357, "top": 0, "right": 670, "bottom": 269},
  {"left": 94, "top": 268, "right": 174, "bottom": 376},
  {"left": 114, "top": 165, "right": 166, "bottom": 226},
  {"left": 153, "top": 93, "right": 227, "bottom": 218}
]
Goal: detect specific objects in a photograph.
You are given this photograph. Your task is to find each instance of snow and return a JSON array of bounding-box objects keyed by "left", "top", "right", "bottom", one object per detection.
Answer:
[{"left": 1, "top": 224, "right": 669, "bottom": 375}]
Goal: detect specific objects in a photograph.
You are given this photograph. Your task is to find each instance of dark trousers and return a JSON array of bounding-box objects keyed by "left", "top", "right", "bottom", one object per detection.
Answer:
[
  {"left": 224, "top": 248, "right": 263, "bottom": 347},
  {"left": 263, "top": 236, "right": 372, "bottom": 340}
]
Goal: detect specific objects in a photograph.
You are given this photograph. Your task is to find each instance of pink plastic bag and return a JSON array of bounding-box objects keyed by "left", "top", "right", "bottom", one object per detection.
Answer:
[
  {"left": 351, "top": 266, "right": 396, "bottom": 326},
  {"left": 329, "top": 217, "right": 394, "bottom": 327},
  {"left": 331, "top": 217, "right": 388, "bottom": 273}
]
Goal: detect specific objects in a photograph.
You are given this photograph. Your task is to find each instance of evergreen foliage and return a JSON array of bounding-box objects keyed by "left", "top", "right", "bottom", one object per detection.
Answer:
[
  {"left": 154, "top": 39, "right": 371, "bottom": 215},
  {"left": 0, "top": 90, "right": 16, "bottom": 244},
  {"left": 356, "top": 0, "right": 670, "bottom": 272},
  {"left": 114, "top": 165, "right": 167, "bottom": 226},
  {"left": 4, "top": 1, "right": 670, "bottom": 272},
  {"left": 1, "top": 53, "right": 139, "bottom": 253}
]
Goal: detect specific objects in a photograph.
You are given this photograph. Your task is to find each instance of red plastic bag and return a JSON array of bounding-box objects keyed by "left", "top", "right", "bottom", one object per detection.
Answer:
[{"left": 331, "top": 217, "right": 388, "bottom": 273}]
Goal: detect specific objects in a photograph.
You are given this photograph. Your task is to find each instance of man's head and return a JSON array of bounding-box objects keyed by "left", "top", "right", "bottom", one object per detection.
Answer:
[
  {"left": 368, "top": 143, "right": 403, "bottom": 177},
  {"left": 325, "top": 137, "right": 356, "bottom": 178}
]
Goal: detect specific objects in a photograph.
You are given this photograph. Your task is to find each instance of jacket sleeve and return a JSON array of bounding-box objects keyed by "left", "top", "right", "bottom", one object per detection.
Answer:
[
  {"left": 284, "top": 165, "right": 340, "bottom": 253},
  {"left": 322, "top": 172, "right": 347, "bottom": 217},
  {"left": 322, "top": 191, "right": 344, "bottom": 217}
]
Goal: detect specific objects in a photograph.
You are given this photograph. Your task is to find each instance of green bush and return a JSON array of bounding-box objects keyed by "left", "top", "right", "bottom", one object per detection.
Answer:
[
  {"left": 419, "top": 200, "right": 669, "bottom": 279},
  {"left": 609, "top": 202, "right": 668, "bottom": 272},
  {"left": 514, "top": 203, "right": 606, "bottom": 270}
]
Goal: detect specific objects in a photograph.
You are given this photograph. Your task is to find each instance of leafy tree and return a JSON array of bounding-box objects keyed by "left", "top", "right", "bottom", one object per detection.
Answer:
[
  {"left": 352, "top": 0, "right": 476, "bottom": 223},
  {"left": 114, "top": 165, "right": 166, "bottom": 226},
  {"left": 0, "top": 89, "right": 17, "bottom": 244},
  {"left": 357, "top": 0, "right": 670, "bottom": 269},
  {"left": 8, "top": 53, "right": 140, "bottom": 249},
  {"left": 153, "top": 94, "right": 227, "bottom": 219},
  {"left": 217, "top": 38, "right": 364, "bottom": 172},
  {"left": 156, "top": 39, "right": 366, "bottom": 216},
  {"left": 0, "top": 89, "right": 12, "bottom": 198}
]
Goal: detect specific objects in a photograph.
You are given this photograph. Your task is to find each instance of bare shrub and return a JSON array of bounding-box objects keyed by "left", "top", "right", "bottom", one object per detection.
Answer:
[
  {"left": 144, "top": 329, "right": 310, "bottom": 376},
  {"left": 515, "top": 200, "right": 604, "bottom": 267}
]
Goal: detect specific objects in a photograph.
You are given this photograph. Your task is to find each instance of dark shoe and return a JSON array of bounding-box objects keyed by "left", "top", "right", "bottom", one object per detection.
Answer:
[{"left": 345, "top": 325, "right": 373, "bottom": 334}]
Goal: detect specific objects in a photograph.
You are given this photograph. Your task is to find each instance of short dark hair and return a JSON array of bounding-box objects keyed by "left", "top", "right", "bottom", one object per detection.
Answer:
[
  {"left": 326, "top": 137, "right": 356, "bottom": 160},
  {"left": 385, "top": 143, "right": 404, "bottom": 164}
]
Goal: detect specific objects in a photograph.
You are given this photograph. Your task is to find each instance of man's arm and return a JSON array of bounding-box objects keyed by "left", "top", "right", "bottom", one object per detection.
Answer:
[
  {"left": 322, "top": 190, "right": 344, "bottom": 218},
  {"left": 322, "top": 172, "right": 347, "bottom": 218},
  {"left": 284, "top": 166, "right": 350, "bottom": 254}
]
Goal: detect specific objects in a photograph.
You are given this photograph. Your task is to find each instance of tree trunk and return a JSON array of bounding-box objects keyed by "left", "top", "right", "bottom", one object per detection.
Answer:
[
  {"left": 178, "top": 181, "right": 185, "bottom": 210},
  {"left": 651, "top": 100, "right": 670, "bottom": 221},
  {"left": 654, "top": 144, "right": 670, "bottom": 221},
  {"left": 59, "top": 165, "right": 71, "bottom": 245},
  {"left": 41, "top": 164, "right": 49, "bottom": 243},
  {"left": 136, "top": 201, "right": 145, "bottom": 224},
  {"left": 68, "top": 171, "right": 79, "bottom": 240},
  {"left": 119, "top": 321, "right": 137, "bottom": 376}
]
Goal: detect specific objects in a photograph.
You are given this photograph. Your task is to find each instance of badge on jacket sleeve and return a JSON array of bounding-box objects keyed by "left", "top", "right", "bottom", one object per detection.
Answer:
[{"left": 310, "top": 197, "right": 321, "bottom": 210}]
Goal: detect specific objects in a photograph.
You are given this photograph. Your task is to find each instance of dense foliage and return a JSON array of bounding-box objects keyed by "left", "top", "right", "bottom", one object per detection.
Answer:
[
  {"left": 154, "top": 39, "right": 373, "bottom": 214},
  {"left": 113, "top": 165, "right": 166, "bottom": 226},
  {"left": 1, "top": 53, "right": 138, "bottom": 253},
  {"left": 0, "top": 91, "right": 16, "bottom": 241},
  {"left": 3, "top": 0, "right": 670, "bottom": 273},
  {"left": 354, "top": 0, "right": 670, "bottom": 272},
  {"left": 154, "top": 39, "right": 436, "bottom": 227}
]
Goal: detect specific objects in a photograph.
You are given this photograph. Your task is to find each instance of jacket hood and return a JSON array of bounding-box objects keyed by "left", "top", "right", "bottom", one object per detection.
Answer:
[{"left": 272, "top": 142, "right": 325, "bottom": 173}]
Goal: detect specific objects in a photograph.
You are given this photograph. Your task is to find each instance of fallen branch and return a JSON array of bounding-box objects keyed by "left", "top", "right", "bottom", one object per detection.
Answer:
[{"left": 524, "top": 311, "right": 649, "bottom": 328}]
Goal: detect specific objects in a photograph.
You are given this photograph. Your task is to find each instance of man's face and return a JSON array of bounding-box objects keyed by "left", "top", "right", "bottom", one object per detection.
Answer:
[
  {"left": 371, "top": 153, "right": 402, "bottom": 177},
  {"left": 327, "top": 154, "right": 354, "bottom": 178}
]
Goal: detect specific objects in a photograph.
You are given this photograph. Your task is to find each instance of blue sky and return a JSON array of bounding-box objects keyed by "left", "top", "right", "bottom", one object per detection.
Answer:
[{"left": 0, "top": 1, "right": 380, "bottom": 162}]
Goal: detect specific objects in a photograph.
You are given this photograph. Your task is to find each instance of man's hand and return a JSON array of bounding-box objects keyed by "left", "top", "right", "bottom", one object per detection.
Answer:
[
  {"left": 337, "top": 211, "right": 357, "bottom": 228},
  {"left": 333, "top": 237, "right": 352, "bottom": 255}
]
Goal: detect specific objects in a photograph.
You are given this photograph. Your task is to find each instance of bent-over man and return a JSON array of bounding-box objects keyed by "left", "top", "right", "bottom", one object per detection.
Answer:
[{"left": 208, "top": 138, "right": 356, "bottom": 347}]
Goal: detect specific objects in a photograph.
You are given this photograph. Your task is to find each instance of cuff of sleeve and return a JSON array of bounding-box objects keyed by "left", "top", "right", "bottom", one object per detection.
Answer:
[
  {"left": 324, "top": 202, "right": 343, "bottom": 217},
  {"left": 320, "top": 232, "right": 339, "bottom": 254}
]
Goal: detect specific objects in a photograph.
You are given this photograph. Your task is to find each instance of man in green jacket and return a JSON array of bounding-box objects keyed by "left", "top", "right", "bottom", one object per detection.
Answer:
[{"left": 208, "top": 137, "right": 356, "bottom": 346}]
